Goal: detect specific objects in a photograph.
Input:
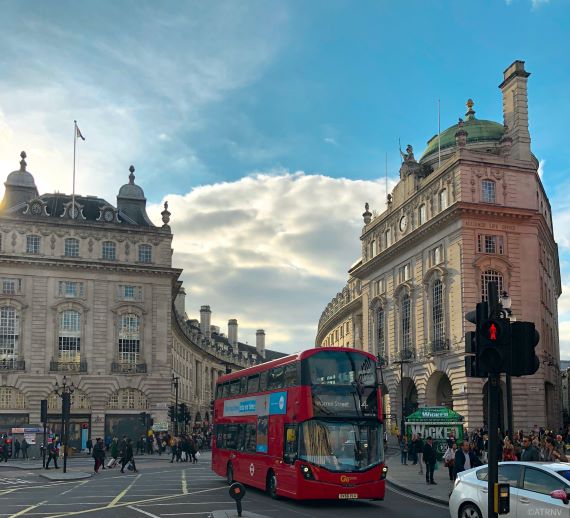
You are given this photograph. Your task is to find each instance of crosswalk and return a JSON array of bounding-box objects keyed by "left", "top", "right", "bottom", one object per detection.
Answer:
[{"left": 0, "top": 476, "right": 32, "bottom": 485}]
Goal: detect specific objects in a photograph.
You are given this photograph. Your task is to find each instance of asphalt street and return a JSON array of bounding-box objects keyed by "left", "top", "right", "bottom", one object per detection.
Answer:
[{"left": 0, "top": 453, "right": 450, "bottom": 518}]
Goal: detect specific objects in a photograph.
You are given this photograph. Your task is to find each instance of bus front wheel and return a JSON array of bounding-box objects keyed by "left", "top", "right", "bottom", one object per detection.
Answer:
[
  {"left": 226, "top": 463, "right": 234, "bottom": 485},
  {"left": 266, "top": 470, "right": 278, "bottom": 499}
]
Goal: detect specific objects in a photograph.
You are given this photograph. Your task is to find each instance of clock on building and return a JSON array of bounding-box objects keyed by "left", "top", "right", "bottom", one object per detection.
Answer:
[
  {"left": 103, "top": 209, "right": 114, "bottom": 222},
  {"left": 399, "top": 215, "right": 408, "bottom": 232},
  {"left": 30, "top": 202, "right": 42, "bottom": 215}
]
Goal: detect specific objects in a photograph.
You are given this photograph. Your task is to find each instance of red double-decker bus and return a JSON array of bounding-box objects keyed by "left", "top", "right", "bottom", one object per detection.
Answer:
[{"left": 212, "top": 347, "right": 387, "bottom": 500}]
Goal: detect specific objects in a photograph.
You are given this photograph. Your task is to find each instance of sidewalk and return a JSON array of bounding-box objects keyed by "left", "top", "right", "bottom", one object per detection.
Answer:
[{"left": 385, "top": 450, "right": 452, "bottom": 505}]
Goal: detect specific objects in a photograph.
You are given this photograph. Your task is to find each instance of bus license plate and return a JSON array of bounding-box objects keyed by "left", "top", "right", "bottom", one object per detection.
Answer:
[{"left": 339, "top": 493, "right": 358, "bottom": 499}]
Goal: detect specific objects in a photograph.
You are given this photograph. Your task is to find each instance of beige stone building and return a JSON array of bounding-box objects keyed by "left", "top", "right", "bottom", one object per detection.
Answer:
[
  {"left": 0, "top": 155, "right": 283, "bottom": 448},
  {"left": 316, "top": 61, "right": 562, "bottom": 432}
]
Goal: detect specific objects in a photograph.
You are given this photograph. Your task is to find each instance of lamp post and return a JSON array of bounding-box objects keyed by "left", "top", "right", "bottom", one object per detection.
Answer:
[
  {"left": 171, "top": 374, "right": 179, "bottom": 436},
  {"left": 54, "top": 375, "right": 74, "bottom": 474},
  {"left": 393, "top": 350, "right": 413, "bottom": 436}
]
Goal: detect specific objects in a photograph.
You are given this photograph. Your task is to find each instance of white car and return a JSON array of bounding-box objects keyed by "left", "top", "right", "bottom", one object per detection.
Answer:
[{"left": 449, "top": 461, "right": 570, "bottom": 518}]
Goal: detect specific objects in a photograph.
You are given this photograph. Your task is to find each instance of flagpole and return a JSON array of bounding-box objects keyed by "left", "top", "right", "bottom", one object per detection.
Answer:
[
  {"left": 438, "top": 99, "right": 441, "bottom": 168},
  {"left": 72, "top": 120, "right": 77, "bottom": 218},
  {"left": 385, "top": 151, "right": 388, "bottom": 200}
]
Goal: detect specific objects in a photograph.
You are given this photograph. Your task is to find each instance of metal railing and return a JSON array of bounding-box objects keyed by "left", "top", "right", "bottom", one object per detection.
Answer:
[
  {"left": 50, "top": 360, "right": 87, "bottom": 373},
  {"left": 111, "top": 362, "right": 147, "bottom": 374},
  {"left": 394, "top": 348, "right": 415, "bottom": 362},
  {"left": 423, "top": 338, "right": 450, "bottom": 357},
  {"left": 0, "top": 359, "right": 25, "bottom": 371}
]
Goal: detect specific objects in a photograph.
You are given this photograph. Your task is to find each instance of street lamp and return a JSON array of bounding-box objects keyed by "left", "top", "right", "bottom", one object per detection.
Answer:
[
  {"left": 53, "top": 375, "right": 74, "bottom": 474},
  {"left": 171, "top": 374, "right": 179, "bottom": 436},
  {"left": 393, "top": 350, "right": 413, "bottom": 437}
]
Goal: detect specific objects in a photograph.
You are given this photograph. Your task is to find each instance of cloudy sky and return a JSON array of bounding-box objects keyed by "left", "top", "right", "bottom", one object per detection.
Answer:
[{"left": 1, "top": 0, "right": 569, "bottom": 356}]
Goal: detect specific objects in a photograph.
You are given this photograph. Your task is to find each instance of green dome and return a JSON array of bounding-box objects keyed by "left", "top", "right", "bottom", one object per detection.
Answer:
[{"left": 421, "top": 101, "right": 505, "bottom": 160}]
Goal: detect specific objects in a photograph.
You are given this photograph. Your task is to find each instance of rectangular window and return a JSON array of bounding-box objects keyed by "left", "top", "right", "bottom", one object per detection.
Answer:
[
  {"left": 399, "top": 264, "right": 411, "bottom": 283},
  {"left": 376, "top": 278, "right": 385, "bottom": 295},
  {"left": 26, "top": 235, "right": 40, "bottom": 254},
  {"left": 419, "top": 204, "right": 426, "bottom": 225},
  {"left": 478, "top": 235, "right": 504, "bottom": 255},
  {"left": 138, "top": 244, "right": 152, "bottom": 263},
  {"left": 432, "top": 245, "right": 443, "bottom": 265},
  {"left": 119, "top": 339, "right": 140, "bottom": 364},
  {"left": 283, "top": 363, "right": 297, "bottom": 387},
  {"left": 259, "top": 370, "right": 268, "bottom": 391},
  {"left": 118, "top": 285, "right": 142, "bottom": 301},
  {"left": 243, "top": 424, "right": 257, "bottom": 453},
  {"left": 481, "top": 180, "right": 496, "bottom": 203},
  {"left": 369, "top": 240, "right": 377, "bottom": 258},
  {"left": 247, "top": 374, "right": 260, "bottom": 394},
  {"left": 102, "top": 241, "right": 116, "bottom": 261},
  {"left": 64, "top": 239, "right": 80, "bottom": 257},
  {"left": 229, "top": 379, "right": 241, "bottom": 396},
  {"left": 439, "top": 190, "right": 448, "bottom": 211},
  {"left": 1, "top": 279, "right": 20, "bottom": 295},
  {"left": 58, "top": 281, "right": 84, "bottom": 298},
  {"left": 385, "top": 229, "right": 392, "bottom": 247},
  {"left": 268, "top": 366, "right": 285, "bottom": 390}
]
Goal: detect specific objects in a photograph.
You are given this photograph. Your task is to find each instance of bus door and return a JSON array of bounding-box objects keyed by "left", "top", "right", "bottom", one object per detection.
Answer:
[{"left": 280, "top": 423, "right": 299, "bottom": 494}]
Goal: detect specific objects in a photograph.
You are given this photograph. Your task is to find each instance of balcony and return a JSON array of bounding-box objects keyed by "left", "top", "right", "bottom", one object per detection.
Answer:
[
  {"left": 394, "top": 348, "right": 415, "bottom": 363},
  {"left": 50, "top": 360, "right": 87, "bottom": 373},
  {"left": 424, "top": 338, "right": 450, "bottom": 357},
  {"left": 0, "top": 359, "right": 25, "bottom": 371},
  {"left": 111, "top": 362, "right": 147, "bottom": 374}
]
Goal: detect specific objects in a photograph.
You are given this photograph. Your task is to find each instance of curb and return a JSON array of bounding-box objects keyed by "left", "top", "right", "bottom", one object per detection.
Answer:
[
  {"left": 386, "top": 479, "right": 449, "bottom": 506},
  {"left": 0, "top": 463, "right": 43, "bottom": 470},
  {"left": 39, "top": 471, "right": 92, "bottom": 481}
]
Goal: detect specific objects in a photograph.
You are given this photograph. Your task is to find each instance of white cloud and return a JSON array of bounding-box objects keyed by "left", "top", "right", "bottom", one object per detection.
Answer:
[
  {"left": 148, "top": 172, "right": 390, "bottom": 354},
  {"left": 538, "top": 159, "right": 545, "bottom": 179},
  {"left": 324, "top": 137, "right": 338, "bottom": 146},
  {"left": 531, "top": 0, "right": 550, "bottom": 8}
]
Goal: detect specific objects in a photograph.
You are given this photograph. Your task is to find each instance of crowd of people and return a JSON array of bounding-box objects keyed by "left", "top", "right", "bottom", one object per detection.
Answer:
[{"left": 398, "top": 426, "right": 570, "bottom": 485}]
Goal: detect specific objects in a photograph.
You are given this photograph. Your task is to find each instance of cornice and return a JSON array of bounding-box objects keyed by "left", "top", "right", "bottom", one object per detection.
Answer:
[{"left": 315, "top": 295, "right": 362, "bottom": 343}]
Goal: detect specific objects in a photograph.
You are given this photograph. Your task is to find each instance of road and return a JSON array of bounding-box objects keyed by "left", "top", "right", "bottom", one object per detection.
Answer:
[{"left": 0, "top": 453, "right": 450, "bottom": 517}]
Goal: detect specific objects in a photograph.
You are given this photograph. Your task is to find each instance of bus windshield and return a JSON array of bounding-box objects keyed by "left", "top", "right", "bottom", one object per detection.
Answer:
[
  {"left": 299, "top": 419, "right": 383, "bottom": 472},
  {"left": 302, "top": 351, "right": 376, "bottom": 386}
]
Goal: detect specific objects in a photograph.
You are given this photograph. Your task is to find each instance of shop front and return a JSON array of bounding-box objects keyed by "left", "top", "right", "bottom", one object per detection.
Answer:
[
  {"left": 405, "top": 407, "right": 464, "bottom": 460},
  {"left": 46, "top": 414, "right": 91, "bottom": 451},
  {"left": 105, "top": 414, "right": 146, "bottom": 442}
]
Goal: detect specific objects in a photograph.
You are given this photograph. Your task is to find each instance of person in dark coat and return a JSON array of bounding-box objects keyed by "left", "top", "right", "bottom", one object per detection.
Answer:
[
  {"left": 45, "top": 440, "right": 59, "bottom": 469},
  {"left": 454, "top": 440, "right": 480, "bottom": 478},
  {"left": 120, "top": 438, "right": 138, "bottom": 473},
  {"left": 13, "top": 439, "right": 20, "bottom": 459},
  {"left": 92, "top": 438, "right": 106, "bottom": 473},
  {"left": 86, "top": 438, "right": 93, "bottom": 455},
  {"left": 422, "top": 436, "right": 437, "bottom": 485},
  {"left": 1, "top": 438, "right": 9, "bottom": 462},
  {"left": 520, "top": 436, "right": 540, "bottom": 461},
  {"left": 21, "top": 438, "right": 29, "bottom": 460}
]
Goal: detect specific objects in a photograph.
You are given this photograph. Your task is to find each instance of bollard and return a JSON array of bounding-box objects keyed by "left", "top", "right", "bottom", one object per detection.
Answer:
[{"left": 229, "top": 482, "right": 246, "bottom": 517}]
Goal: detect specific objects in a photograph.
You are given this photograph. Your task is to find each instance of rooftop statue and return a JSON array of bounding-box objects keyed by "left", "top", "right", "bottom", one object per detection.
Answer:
[{"left": 400, "top": 144, "right": 416, "bottom": 163}]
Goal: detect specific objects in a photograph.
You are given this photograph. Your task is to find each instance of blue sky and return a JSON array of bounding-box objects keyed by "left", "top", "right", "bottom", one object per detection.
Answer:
[{"left": 0, "top": 0, "right": 569, "bottom": 355}]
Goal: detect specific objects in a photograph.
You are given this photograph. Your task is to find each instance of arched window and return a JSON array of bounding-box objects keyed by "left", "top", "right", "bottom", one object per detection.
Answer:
[
  {"left": 401, "top": 294, "right": 411, "bottom": 351},
  {"left": 102, "top": 241, "right": 116, "bottom": 261},
  {"left": 481, "top": 270, "right": 503, "bottom": 301},
  {"left": 377, "top": 307, "right": 385, "bottom": 357},
  {"left": 0, "top": 306, "right": 19, "bottom": 360},
  {"left": 418, "top": 204, "right": 426, "bottom": 225},
  {"left": 119, "top": 313, "right": 140, "bottom": 364},
  {"left": 64, "top": 238, "right": 80, "bottom": 257},
  {"left": 432, "top": 280, "right": 445, "bottom": 345},
  {"left": 108, "top": 388, "right": 148, "bottom": 410},
  {"left": 481, "top": 179, "right": 496, "bottom": 203},
  {"left": 138, "top": 244, "right": 152, "bottom": 263},
  {"left": 439, "top": 189, "right": 448, "bottom": 211},
  {"left": 0, "top": 386, "right": 26, "bottom": 409},
  {"left": 58, "top": 310, "right": 81, "bottom": 362}
]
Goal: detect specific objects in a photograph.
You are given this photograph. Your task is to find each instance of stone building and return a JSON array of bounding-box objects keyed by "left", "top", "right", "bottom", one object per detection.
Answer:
[
  {"left": 0, "top": 154, "right": 283, "bottom": 448},
  {"left": 316, "top": 61, "right": 562, "bottom": 432}
]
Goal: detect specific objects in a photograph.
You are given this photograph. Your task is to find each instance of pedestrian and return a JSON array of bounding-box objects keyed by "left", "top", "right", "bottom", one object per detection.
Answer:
[
  {"left": 399, "top": 434, "right": 408, "bottom": 465},
  {"left": 86, "top": 438, "right": 93, "bottom": 455},
  {"left": 422, "top": 436, "right": 437, "bottom": 485},
  {"left": 45, "top": 440, "right": 59, "bottom": 469},
  {"left": 1, "top": 438, "right": 9, "bottom": 462},
  {"left": 120, "top": 438, "right": 138, "bottom": 473},
  {"left": 21, "top": 437, "right": 29, "bottom": 460},
  {"left": 416, "top": 433, "right": 424, "bottom": 475},
  {"left": 190, "top": 436, "right": 198, "bottom": 463},
  {"left": 520, "top": 436, "right": 540, "bottom": 461},
  {"left": 443, "top": 442, "right": 457, "bottom": 481},
  {"left": 13, "top": 438, "right": 20, "bottom": 459},
  {"left": 92, "top": 438, "right": 105, "bottom": 473},
  {"left": 170, "top": 437, "right": 178, "bottom": 463},
  {"left": 110, "top": 437, "right": 119, "bottom": 466},
  {"left": 502, "top": 438, "right": 517, "bottom": 461},
  {"left": 454, "top": 440, "right": 480, "bottom": 479},
  {"left": 544, "top": 437, "right": 568, "bottom": 462}
]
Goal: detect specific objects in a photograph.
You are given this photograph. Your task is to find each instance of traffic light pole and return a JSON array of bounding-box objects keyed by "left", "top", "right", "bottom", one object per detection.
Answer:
[
  {"left": 506, "top": 373, "right": 513, "bottom": 440},
  {"left": 488, "top": 373, "right": 499, "bottom": 518},
  {"left": 172, "top": 375, "right": 179, "bottom": 436}
]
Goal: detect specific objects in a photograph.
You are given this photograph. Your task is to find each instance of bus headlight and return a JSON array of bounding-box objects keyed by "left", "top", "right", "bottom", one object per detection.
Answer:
[
  {"left": 300, "top": 463, "right": 315, "bottom": 480},
  {"left": 380, "top": 465, "right": 388, "bottom": 480}
]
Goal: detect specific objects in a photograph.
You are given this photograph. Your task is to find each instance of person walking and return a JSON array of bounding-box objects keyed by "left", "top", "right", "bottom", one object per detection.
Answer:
[
  {"left": 120, "top": 438, "right": 138, "bottom": 473},
  {"left": 422, "top": 436, "right": 437, "bottom": 485},
  {"left": 110, "top": 437, "right": 119, "bottom": 467},
  {"left": 416, "top": 433, "right": 424, "bottom": 475},
  {"left": 45, "top": 440, "right": 59, "bottom": 469},
  {"left": 454, "top": 440, "right": 480, "bottom": 479},
  {"left": 93, "top": 438, "right": 106, "bottom": 474},
  {"left": 190, "top": 436, "right": 198, "bottom": 464},
  {"left": 443, "top": 442, "right": 457, "bottom": 481},
  {"left": 170, "top": 437, "right": 178, "bottom": 463},
  {"left": 86, "top": 438, "right": 93, "bottom": 455},
  {"left": 21, "top": 438, "right": 29, "bottom": 460},
  {"left": 520, "top": 436, "right": 540, "bottom": 461},
  {"left": 399, "top": 435, "right": 409, "bottom": 465}
]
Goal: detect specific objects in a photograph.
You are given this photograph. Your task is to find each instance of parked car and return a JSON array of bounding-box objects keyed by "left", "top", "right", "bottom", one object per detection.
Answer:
[{"left": 449, "top": 461, "right": 570, "bottom": 518}]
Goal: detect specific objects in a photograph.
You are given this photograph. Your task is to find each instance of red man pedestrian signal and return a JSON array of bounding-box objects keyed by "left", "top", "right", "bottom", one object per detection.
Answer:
[{"left": 488, "top": 323, "right": 497, "bottom": 341}]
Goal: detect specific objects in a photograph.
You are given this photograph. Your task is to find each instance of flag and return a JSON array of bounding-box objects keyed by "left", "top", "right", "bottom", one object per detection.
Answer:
[{"left": 76, "top": 126, "right": 85, "bottom": 141}]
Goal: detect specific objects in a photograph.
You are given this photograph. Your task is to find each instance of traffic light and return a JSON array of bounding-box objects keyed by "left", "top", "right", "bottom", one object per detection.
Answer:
[
  {"left": 168, "top": 405, "right": 175, "bottom": 422},
  {"left": 139, "top": 412, "right": 147, "bottom": 426},
  {"left": 510, "top": 321, "right": 540, "bottom": 376},
  {"left": 177, "top": 403, "right": 186, "bottom": 422},
  {"left": 465, "top": 331, "right": 484, "bottom": 378},
  {"left": 477, "top": 316, "right": 511, "bottom": 375},
  {"left": 40, "top": 399, "right": 48, "bottom": 423}
]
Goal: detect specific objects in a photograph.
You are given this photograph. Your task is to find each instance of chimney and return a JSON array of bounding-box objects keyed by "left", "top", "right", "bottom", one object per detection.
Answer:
[
  {"left": 174, "top": 287, "right": 186, "bottom": 317},
  {"left": 200, "top": 305, "right": 211, "bottom": 338},
  {"left": 499, "top": 60, "right": 532, "bottom": 161},
  {"left": 256, "top": 329, "right": 266, "bottom": 359},
  {"left": 228, "top": 319, "right": 238, "bottom": 346}
]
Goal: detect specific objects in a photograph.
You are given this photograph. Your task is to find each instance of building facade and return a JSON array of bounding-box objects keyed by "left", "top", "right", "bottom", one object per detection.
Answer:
[
  {"left": 316, "top": 61, "right": 562, "bottom": 432},
  {"left": 0, "top": 155, "right": 284, "bottom": 448}
]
